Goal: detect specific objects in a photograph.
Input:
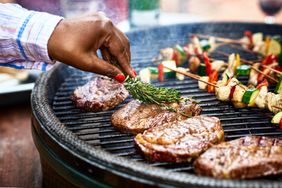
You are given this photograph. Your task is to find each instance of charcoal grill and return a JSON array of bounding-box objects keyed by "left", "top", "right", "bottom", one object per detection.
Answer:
[{"left": 31, "top": 23, "right": 282, "bottom": 188}]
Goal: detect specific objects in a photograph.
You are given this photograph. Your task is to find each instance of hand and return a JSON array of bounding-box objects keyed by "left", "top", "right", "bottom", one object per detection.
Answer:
[{"left": 47, "top": 12, "right": 135, "bottom": 82}]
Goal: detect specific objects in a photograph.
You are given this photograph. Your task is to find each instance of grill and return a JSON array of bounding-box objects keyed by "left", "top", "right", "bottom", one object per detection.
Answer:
[{"left": 31, "top": 23, "right": 282, "bottom": 188}]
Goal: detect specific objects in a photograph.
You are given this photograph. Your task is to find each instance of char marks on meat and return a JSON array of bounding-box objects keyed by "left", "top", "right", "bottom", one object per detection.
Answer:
[
  {"left": 111, "top": 99, "right": 202, "bottom": 134},
  {"left": 135, "top": 116, "right": 224, "bottom": 162},
  {"left": 194, "top": 136, "right": 282, "bottom": 179},
  {"left": 71, "top": 76, "right": 128, "bottom": 111}
]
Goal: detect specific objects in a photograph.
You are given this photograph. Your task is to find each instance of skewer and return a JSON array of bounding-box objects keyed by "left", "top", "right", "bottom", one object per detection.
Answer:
[
  {"left": 189, "top": 33, "right": 248, "bottom": 45},
  {"left": 261, "top": 65, "right": 282, "bottom": 75},
  {"left": 216, "top": 51, "right": 282, "bottom": 75},
  {"left": 229, "top": 44, "right": 259, "bottom": 56},
  {"left": 216, "top": 50, "right": 280, "bottom": 81},
  {"left": 272, "top": 105, "right": 282, "bottom": 110},
  {"left": 163, "top": 65, "right": 219, "bottom": 88},
  {"left": 251, "top": 66, "right": 278, "bottom": 83}
]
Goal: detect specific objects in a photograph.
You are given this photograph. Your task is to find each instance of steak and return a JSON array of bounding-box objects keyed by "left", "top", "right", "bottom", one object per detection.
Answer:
[
  {"left": 135, "top": 116, "right": 224, "bottom": 162},
  {"left": 111, "top": 99, "right": 202, "bottom": 134},
  {"left": 71, "top": 76, "right": 128, "bottom": 111},
  {"left": 194, "top": 136, "right": 282, "bottom": 179}
]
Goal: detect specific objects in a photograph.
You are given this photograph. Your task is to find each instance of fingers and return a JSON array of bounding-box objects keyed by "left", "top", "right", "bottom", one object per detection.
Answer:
[
  {"left": 84, "top": 55, "right": 126, "bottom": 82},
  {"left": 100, "top": 47, "right": 111, "bottom": 62},
  {"left": 104, "top": 28, "right": 135, "bottom": 78}
]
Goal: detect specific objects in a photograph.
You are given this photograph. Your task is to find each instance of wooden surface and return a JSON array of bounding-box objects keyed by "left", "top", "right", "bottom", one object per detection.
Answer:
[{"left": 0, "top": 103, "right": 42, "bottom": 188}]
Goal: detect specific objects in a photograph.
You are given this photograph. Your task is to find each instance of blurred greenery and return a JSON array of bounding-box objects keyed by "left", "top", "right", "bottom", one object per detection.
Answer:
[{"left": 129, "top": 0, "right": 159, "bottom": 10}]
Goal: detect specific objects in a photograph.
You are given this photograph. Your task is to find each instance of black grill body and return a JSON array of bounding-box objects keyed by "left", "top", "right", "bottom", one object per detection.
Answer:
[{"left": 31, "top": 23, "right": 282, "bottom": 188}]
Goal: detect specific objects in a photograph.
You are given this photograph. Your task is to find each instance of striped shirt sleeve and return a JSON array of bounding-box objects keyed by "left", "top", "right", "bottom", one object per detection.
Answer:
[{"left": 0, "top": 3, "right": 63, "bottom": 71}]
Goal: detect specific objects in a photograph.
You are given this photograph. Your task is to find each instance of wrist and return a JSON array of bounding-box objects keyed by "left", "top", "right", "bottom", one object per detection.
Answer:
[{"left": 47, "top": 19, "right": 66, "bottom": 62}]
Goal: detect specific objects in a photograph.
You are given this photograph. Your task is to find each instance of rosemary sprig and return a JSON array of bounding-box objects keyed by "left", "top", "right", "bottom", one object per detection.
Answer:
[
  {"left": 124, "top": 76, "right": 181, "bottom": 104},
  {"left": 124, "top": 76, "right": 192, "bottom": 117}
]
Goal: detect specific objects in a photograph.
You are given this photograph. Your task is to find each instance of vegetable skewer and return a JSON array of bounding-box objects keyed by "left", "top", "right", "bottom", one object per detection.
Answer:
[
  {"left": 162, "top": 64, "right": 218, "bottom": 88},
  {"left": 189, "top": 33, "right": 247, "bottom": 45}
]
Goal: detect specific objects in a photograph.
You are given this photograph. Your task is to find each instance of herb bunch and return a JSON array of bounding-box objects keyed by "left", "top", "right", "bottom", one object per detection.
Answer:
[
  {"left": 124, "top": 76, "right": 192, "bottom": 116},
  {"left": 124, "top": 76, "right": 181, "bottom": 104}
]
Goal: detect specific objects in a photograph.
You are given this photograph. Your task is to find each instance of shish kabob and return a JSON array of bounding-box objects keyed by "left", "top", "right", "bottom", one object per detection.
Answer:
[
  {"left": 143, "top": 31, "right": 282, "bottom": 86},
  {"left": 190, "top": 49, "right": 282, "bottom": 127},
  {"left": 144, "top": 32, "right": 282, "bottom": 128},
  {"left": 163, "top": 51, "right": 282, "bottom": 129}
]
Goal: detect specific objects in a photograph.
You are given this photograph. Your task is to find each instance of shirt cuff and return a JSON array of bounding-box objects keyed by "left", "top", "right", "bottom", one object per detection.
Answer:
[{"left": 21, "top": 11, "right": 63, "bottom": 64}]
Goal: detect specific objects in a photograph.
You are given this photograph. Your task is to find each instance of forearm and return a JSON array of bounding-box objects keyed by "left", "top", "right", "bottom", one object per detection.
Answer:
[{"left": 0, "top": 3, "right": 63, "bottom": 70}]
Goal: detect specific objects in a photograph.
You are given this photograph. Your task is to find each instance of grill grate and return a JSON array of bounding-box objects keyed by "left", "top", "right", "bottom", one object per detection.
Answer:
[{"left": 52, "top": 35, "right": 282, "bottom": 181}]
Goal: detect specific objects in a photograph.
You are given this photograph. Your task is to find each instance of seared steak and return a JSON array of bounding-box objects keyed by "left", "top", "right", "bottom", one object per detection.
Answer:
[
  {"left": 71, "top": 76, "right": 128, "bottom": 111},
  {"left": 111, "top": 99, "right": 201, "bottom": 134},
  {"left": 135, "top": 116, "right": 224, "bottom": 162},
  {"left": 194, "top": 136, "right": 282, "bottom": 179}
]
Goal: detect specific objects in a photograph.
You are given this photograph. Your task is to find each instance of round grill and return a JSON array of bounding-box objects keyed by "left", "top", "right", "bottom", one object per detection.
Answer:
[{"left": 31, "top": 23, "right": 282, "bottom": 188}]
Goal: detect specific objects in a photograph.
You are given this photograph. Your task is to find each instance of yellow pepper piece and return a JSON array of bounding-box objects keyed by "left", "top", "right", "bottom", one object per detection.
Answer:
[
  {"left": 265, "top": 36, "right": 271, "bottom": 55},
  {"left": 234, "top": 54, "right": 241, "bottom": 72}
]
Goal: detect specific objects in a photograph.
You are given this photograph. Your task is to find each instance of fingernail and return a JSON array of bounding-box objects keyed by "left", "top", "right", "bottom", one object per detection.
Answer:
[
  {"left": 133, "top": 69, "right": 137, "bottom": 77},
  {"left": 115, "top": 74, "right": 125, "bottom": 83}
]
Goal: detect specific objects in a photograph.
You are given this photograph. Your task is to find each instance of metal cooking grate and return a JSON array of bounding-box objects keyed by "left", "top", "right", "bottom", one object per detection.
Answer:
[{"left": 52, "top": 37, "right": 282, "bottom": 181}]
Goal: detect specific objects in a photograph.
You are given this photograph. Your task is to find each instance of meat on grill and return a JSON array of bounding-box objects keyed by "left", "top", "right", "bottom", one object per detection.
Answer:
[
  {"left": 135, "top": 116, "right": 224, "bottom": 162},
  {"left": 111, "top": 99, "right": 202, "bottom": 134},
  {"left": 194, "top": 136, "right": 282, "bottom": 179},
  {"left": 71, "top": 76, "right": 128, "bottom": 111}
]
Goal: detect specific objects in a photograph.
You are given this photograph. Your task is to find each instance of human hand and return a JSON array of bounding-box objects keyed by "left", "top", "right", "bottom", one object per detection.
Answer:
[{"left": 47, "top": 12, "right": 135, "bottom": 82}]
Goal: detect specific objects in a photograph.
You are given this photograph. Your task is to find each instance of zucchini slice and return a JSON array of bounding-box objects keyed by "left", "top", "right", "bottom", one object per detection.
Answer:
[
  {"left": 236, "top": 65, "right": 251, "bottom": 76},
  {"left": 242, "top": 88, "right": 260, "bottom": 107},
  {"left": 197, "top": 64, "right": 207, "bottom": 76},
  {"left": 271, "top": 111, "right": 282, "bottom": 124},
  {"left": 275, "top": 75, "right": 282, "bottom": 94}
]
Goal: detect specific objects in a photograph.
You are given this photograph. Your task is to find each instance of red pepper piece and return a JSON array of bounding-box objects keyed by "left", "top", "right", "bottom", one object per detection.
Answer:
[
  {"left": 158, "top": 63, "right": 164, "bottom": 82},
  {"left": 172, "top": 49, "right": 179, "bottom": 65},
  {"left": 203, "top": 52, "right": 212, "bottom": 76},
  {"left": 229, "top": 85, "right": 236, "bottom": 101},
  {"left": 207, "top": 70, "right": 218, "bottom": 93},
  {"left": 262, "top": 54, "right": 278, "bottom": 65},
  {"left": 256, "top": 79, "right": 269, "bottom": 89},
  {"left": 257, "top": 69, "right": 270, "bottom": 84},
  {"left": 274, "top": 65, "right": 282, "bottom": 72},
  {"left": 244, "top": 30, "right": 253, "bottom": 48},
  {"left": 279, "top": 118, "right": 282, "bottom": 129}
]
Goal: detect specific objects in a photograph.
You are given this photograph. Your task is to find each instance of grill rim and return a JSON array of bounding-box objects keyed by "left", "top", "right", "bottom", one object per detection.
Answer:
[{"left": 31, "top": 22, "right": 282, "bottom": 188}]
